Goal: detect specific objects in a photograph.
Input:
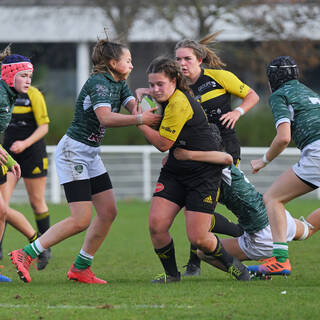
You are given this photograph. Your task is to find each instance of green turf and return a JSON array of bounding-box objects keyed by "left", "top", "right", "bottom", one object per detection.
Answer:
[{"left": 0, "top": 199, "right": 319, "bottom": 319}]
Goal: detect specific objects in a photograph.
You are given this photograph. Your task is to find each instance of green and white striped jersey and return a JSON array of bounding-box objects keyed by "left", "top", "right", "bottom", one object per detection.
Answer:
[
  {"left": 269, "top": 80, "right": 320, "bottom": 150},
  {"left": 67, "top": 72, "right": 134, "bottom": 147},
  {"left": 219, "top": 165, "right": 269, "bottom": 234}
]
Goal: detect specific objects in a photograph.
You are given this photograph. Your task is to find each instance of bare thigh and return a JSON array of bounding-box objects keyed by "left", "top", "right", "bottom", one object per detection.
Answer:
[
  {"left": 220, "top": 238, "right": 249, "bottom": 261},
  {"left": 264, "top": 168, "right": 314, "bottom": 204}
]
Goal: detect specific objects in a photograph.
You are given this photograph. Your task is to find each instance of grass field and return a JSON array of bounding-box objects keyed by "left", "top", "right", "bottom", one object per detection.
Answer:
[{"left": 0, "top": 199, "right": 319, "bottom": 320}]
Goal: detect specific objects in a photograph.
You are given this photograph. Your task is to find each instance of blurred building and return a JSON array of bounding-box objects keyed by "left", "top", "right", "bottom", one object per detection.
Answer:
[{"left": 1, "top": 1, "right": 320, "bottom": 104}]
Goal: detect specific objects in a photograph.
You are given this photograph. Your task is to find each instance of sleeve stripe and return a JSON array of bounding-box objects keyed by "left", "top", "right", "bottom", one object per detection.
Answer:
[
  {"left": 122, "top": 96, "right": 135, "bottom": 107},
  {"left": 275, "top": 118, "right": 290, "bottom": 128},
  {"left": 93, "top": 103, "right": 111, "bottom": 110}
]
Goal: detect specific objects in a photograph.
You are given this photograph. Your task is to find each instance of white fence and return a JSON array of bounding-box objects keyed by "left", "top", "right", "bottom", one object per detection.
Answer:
[{"left": 10, "top": 145, "right": 320, "bottom": 203}]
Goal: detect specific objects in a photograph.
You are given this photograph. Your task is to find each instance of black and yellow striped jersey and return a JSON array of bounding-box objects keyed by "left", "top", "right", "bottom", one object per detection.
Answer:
[
  {"left": 4, "top": 86, "right": 50, "bottom": 140},
  {"left": 190, "top": 69, "right": 250, "bottom": 138},
  {"left": 160, "top": 89, "right": 223, "bottom": 176}
]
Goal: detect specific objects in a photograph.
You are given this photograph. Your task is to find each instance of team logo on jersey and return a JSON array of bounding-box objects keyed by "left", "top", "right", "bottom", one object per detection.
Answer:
[
  {"left": 203, "top": 195, "right": 213, "bottom": 204},
  {"left": 198, "top": 81, "right": 217, "bottom": 93},
  {"left": 154, "top": 183, "right": 164, "bottom": 193},
  {"left": 95, "top": 84, "right": 109, "bottom": 97},
  {"left": 74, "top": 164, "right": 83, "bottom": 174},
  {"left": 160, "top": 126, "right": 176, "bottom": 134}
]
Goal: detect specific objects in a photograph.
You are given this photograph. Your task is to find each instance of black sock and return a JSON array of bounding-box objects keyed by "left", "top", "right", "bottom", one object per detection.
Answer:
[
  {"left": 206, "top": 236, "right": 234, "bottom": 269},
  {"left": 35, "top": 211, "right": 50, "bottom": 235},
  {"left": 210, "top": 212, "right": 244, "bottom": 237},
  {"left": 154, "top": 239, "right": 179, "bottom": 277},
  {"left": 188, "top": 244, "right": 201, "bottom": 267},
  {"left": 28, "top": 232, "right": 39, "bottom": 243}
]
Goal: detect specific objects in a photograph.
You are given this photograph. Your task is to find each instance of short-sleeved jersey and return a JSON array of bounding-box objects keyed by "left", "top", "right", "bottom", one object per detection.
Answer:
[
  {"left": 4, "top": 86, "right": 50, "bottom": 140},
  {"left": 67, "top": 72, "right": 134, "bottom": 147},
  {"left": 160, "top": 89, "right": 223, "bottom": 178},
  {"left": 219, "top": 165, "right": 269, "bottom": 234},
  {"left": 190, "top": 69, "right": 250, "bottom": 138},
  {"left": 269, "top": 80, "right": 320, "bottom": 150},
  {"left": 0, "top": 79, "right": 16, "bottom": 133}
]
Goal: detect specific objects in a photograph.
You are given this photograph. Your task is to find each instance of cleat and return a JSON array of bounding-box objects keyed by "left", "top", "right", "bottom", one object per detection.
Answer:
[
  {"left": 67, "top": 264, "right": 107, "bottom": 284},
  {"left": 250, "top": 273, "right": 272, "bottom": 281},
  {"left": 151, "top": 272, "right": 181, "bottom": 284},
  {"left": 37, "top": 248, "right": 52, "bottom": 271},
  {"left": 182, "top": 263, "right": 201, "bottom": 277},
  {"left": 9, "top": 249, "right": 33, "bottom": 283},
  {"left": 247, "top": 257, "right": 291, "bottom": 276},
  {"left": 0, "top": 273, "right": 12, "bottom": 282},
  {"left": 228, "top": 257, "right": 251, "bottom": 281}
]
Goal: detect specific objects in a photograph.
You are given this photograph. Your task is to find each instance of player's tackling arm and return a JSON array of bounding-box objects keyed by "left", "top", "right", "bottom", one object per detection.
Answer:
[
  {"left": 174, "top": 148, "right": 233, "bottom": 165},
  {"left": 138, "top": 125, "right": 174, "bottom": 152}
]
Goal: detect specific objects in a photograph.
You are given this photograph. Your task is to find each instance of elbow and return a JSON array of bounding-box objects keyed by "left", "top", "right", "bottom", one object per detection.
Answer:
[
  {"left": 277, "top": 136, "right": 291, "bottom": 147},
  {"left": 251, "top": 90, "right": 260, "bottom": 105},
  {"left": 158, "top": 145, "right": 170, "bottom": 153}
]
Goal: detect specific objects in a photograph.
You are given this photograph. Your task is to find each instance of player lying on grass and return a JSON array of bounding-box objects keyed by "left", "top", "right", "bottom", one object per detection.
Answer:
[{"left": 174, "top": 148, "right": 319, "bottom": 276}]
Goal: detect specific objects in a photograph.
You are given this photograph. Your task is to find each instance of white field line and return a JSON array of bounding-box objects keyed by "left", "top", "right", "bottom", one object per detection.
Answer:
[{"left": 0, "top": 303, "right": 194, "bottom": 310}]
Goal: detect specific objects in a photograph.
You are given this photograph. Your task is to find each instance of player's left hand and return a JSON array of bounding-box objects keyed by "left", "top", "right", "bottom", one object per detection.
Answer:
[
  {"left": 251, "top": 158, "right": 266, "bottom": 174},
  {"left": 10, "top": 163, "right": 21, "bottom": 179},
  {"left": 10, "top": 141, "right": 27, "bottom": 154},
  {"left": 219, "top": 110, "right": 241, "bottom": 129}
]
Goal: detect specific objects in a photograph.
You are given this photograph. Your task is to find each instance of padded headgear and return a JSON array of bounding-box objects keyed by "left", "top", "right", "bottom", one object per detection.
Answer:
[
  {"left": 1, "top": 54, "right": 33, "bottom": 87},
  {"left": 267, "top": 56, "right": 299, "bottom": 92}
]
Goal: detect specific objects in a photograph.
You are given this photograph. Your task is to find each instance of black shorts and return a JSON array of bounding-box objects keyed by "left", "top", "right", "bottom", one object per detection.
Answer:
[
  {"left": 3, "top": 139, "right": 48, "bottom": 179},
  {"left": 63, "top": 172, "right": 113, "bottom": 203},
  {"left": 153, "top": 168, "right": 221, "bottom": 214},
  {"left": 222, "top": 134, "right": 241, "bottom": 165}
]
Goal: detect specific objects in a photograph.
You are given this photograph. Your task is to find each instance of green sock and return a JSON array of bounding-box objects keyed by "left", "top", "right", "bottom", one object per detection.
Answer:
[
  {"left": 23, "top": 243, "right": 39, "bottom": 259},
  {"left": 74, "top": 251, "right": 93, "bottom": 269},
  {"left": 272, "top": 242, "right": 289, "bottom": 263}
]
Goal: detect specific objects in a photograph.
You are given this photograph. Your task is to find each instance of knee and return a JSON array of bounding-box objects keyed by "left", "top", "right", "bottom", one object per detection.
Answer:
[
  {"left": 149, "top": 216, "right": 164, "bottom": 237},
  {"left": 99, "top": 206, "right": 118, "bottom": 224},
  {"left": 70, "top": 217, "right": 91, "bottom": 233},
  {"left": 0, "top": 203, "right": 8, "bottom": 219},
  {"left": 188, "top": 235, "right": 205, "bottom": 250},
  {"left": 263, "top": 192, "right": 274, "bottom": 206}
]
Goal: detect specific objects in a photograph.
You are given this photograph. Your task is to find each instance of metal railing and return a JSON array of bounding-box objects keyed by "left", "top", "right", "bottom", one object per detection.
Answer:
[{"left": 9, "top": 145, "right": 319, "bottom": 203}]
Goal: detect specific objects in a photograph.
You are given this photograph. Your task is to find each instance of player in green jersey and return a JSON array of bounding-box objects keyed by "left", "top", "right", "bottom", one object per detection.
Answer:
[
  {"left": 174, "top": 148, "right": 320, "bottom": 276},
  {"left": 9, "top": 35, "right": 162, "bottom": 284},
  {"left": 0, "top": 46, "right": 34, "bottom": 282},
  {"left": 249, "top": 56, "right": 320, "bottom": 276}
]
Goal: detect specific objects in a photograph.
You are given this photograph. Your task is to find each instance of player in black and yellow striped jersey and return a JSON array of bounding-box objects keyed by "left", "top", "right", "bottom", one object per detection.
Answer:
[
  {"left": 0, "top": 85, "right": 51, "bottom": 270},
  {"left": 175, "top": 32, "right": 260, "bottom": 276},
  {"left": 137, "top": 57, "right": 250, "bottom": 283}
]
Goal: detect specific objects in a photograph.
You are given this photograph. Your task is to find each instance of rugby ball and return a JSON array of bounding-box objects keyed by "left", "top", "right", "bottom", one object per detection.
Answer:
[{"left": 139, "top": 95, "right": 163, "bottom": 115}]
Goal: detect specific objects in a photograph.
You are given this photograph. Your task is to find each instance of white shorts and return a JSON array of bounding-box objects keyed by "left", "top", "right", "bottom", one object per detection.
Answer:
[
  {"left": 238, "top": 210, "right": 296, "bottom": 260},
  {"left": 55, "top": 135, "right": 107, "bottom": 185},
  {"left": 293, "top": 139, "right": 320, "bottom": 188}
]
